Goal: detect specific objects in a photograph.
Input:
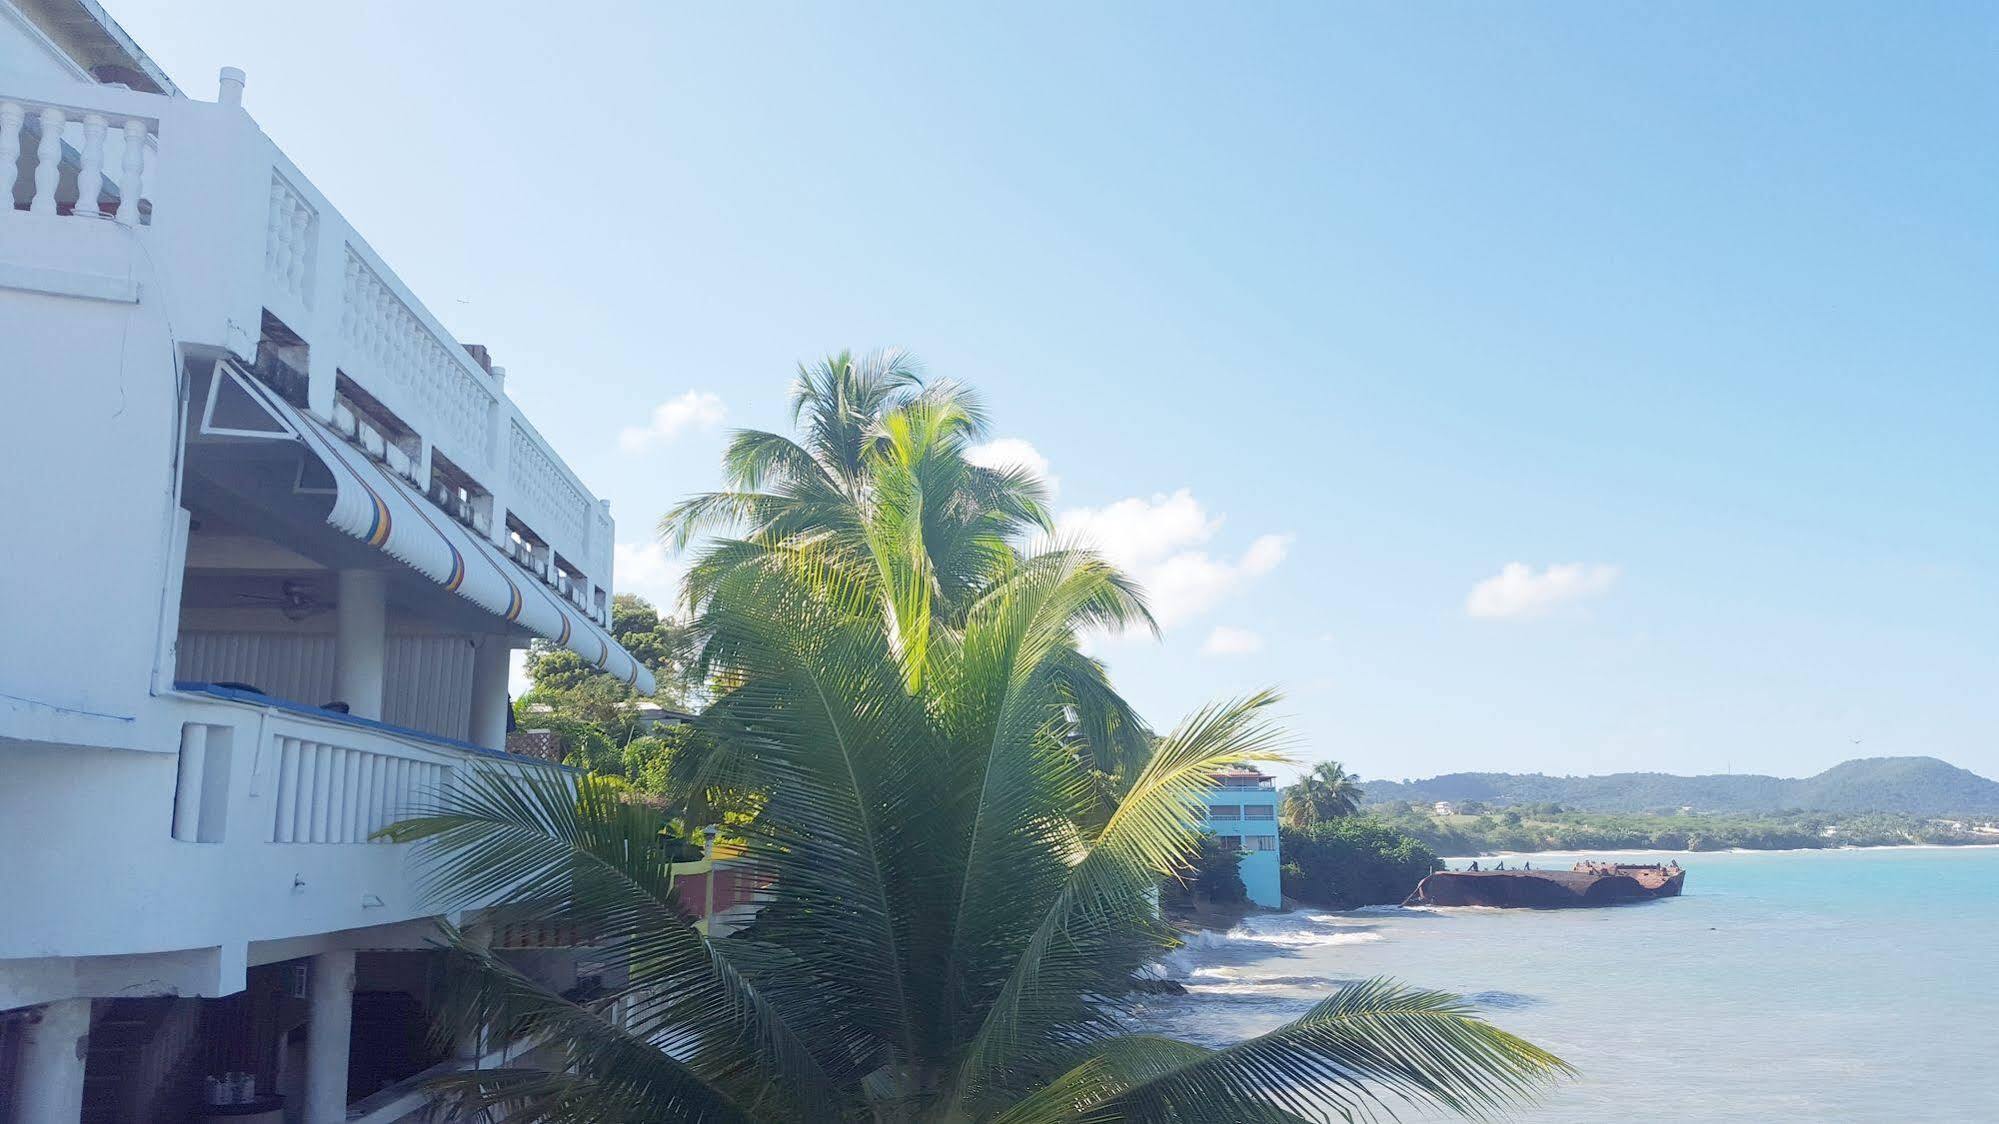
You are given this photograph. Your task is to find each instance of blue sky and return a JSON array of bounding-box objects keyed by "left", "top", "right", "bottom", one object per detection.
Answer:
[{"left": 121, "top": 2, "right": 1996, "bottom": 781}]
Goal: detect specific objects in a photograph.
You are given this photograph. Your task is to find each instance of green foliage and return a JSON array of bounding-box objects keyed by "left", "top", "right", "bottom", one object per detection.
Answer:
[
  {"left": 1279, "top": 760, "right": 1364, "bottom": 827},
  {"left": 1161, "top": 831, "right": 1247, "bottom": 908},
  {"left": 1368, "top": 804, "right": 1991, "bottom": 855},
  {"left": 385, "top": 359, "right": 1566, "bottom": 1123},
  {"left": 1280, "top": 819, "right": 1442, "bottom": 909},
  {"left": 517, "top": 594, "right": 702, "bottom": 800},
  {"left": 1361, "top": 756, "right": 1999, "bottom": 818},
  {"left": 659, "top": 349, "right": 1158, "bottom": 797}
]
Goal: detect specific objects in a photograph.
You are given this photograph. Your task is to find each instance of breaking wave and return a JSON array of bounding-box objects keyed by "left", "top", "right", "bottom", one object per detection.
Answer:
[{"left": 1152, "top": 911, "right": 1387, "bottom": 979}]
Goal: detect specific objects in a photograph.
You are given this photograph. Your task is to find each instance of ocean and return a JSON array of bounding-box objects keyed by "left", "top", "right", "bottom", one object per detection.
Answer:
[{"left": 1131, "top": 846, "right": 1999, "bottom": 1122}]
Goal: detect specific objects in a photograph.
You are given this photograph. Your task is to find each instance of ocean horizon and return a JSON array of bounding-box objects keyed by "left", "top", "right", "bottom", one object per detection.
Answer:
[{"left": 1132, "top": 846, "right": 1999, "bottom": 1122}]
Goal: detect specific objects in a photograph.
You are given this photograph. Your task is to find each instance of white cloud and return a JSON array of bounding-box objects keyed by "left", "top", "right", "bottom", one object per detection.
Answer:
[
  {"left": 1058, "top": 489, "right": 1291, "bottom": 629},
  {"left": 618, "top": 390, "right": 726, "bottom": 452},
  {"left": 967, "top": 437, "right": 1059, "bottom": 495},
  {"left": 1465, "top": 562, "right": 1619, "bottom": 619},
  {"left": 1058, "top": 489, "right": 1216, "bottom": 572},
  {"left": 1203, "top": 626, "right": 1264, "bottom": 656},
  {"left": 613, "top": 541, "right": 689, "bottom": 613}
]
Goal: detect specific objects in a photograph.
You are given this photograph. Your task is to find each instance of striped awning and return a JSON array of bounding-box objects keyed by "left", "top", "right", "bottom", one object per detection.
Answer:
[{"left": 228, "top": 370, "right": 656, "bottom": 694}]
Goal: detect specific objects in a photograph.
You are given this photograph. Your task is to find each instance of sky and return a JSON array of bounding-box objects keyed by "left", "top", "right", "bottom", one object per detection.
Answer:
[{"left": 115, "top": 2, "right": 1997, "bottom": 782}]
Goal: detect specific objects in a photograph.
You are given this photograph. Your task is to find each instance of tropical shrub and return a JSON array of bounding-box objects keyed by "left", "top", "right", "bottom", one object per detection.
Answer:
[
  {"left": 1160, "top": 831, "right": 1247, "bottom": 909},
  {"left": 1281, "top": 819, "right": 1443, "bottom": 909}
]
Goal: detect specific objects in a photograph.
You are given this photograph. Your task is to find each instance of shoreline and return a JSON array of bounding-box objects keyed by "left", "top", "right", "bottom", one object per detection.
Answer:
[{"left": 1441, "top": 840, "right": 1999, "bottom": 862}]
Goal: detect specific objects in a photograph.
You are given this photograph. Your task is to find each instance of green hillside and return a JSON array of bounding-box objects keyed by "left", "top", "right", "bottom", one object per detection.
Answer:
[{"left": 1361, "top": 756, "right": 1999, "bottom": 818}]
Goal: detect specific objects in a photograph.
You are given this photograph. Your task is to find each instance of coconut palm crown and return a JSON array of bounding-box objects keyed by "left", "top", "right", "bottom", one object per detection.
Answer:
[
  {"left": 1283, "top": 761, "right": 1367, "bottom": 828},
  {"left": 664, "top": 348, "right": 1151, "bottom": 784}
]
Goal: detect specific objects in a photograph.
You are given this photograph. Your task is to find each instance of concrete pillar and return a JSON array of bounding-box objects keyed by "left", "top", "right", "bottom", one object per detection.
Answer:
[
  {"left": 468, "top": 637, "right": 512, "bottom": 752},
  {"left": 454, "top": 921, "right": 493, "bottom": 1061},
  {"left": 334, "top": 570, "right": 387, "bottom": 720},
  {"left": 14, "top": 998, "right": 90, "bottom": 1124},
  {"left": 303, "top": 950, "right": 354, "bottom": 1124}
]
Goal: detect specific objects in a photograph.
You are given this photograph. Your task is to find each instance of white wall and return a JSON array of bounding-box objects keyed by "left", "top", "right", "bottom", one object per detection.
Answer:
[
  {"left": 0, "top": 1, "right": 90, "bottom": 86},
  {"left": 0, "top": 694, "right": 499, "bottom": 997},
  {"left": 176, "top": 631, "right": 477, "bottom": 742},
  {"left": 0, "top": 219, "right": 186, "bottom": 756}
]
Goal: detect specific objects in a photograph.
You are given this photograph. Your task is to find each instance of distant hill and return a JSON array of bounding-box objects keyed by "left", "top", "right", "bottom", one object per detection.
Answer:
[{"left": 1360, "top": 757, "right": 1999, "bottom": 818}]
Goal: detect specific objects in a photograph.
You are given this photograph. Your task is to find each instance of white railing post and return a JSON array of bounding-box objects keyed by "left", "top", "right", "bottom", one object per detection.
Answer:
[
  {"left": 265, "top": 179, "right": 285, "bottom": 275},
  {"left": 287, "top": 199, "right": 310, "bottom": 297},
  {"left": 172, "top": 724, "right": 208, "bottom": 842},
  {"left": 30, "top": 106, "right": 62, "bottom": 214},
  {"left": 274, "top": 737, "right": 301, "bottom": 842},
  {"left": 117, "top": 116, "right": 146, "bottom": 226},
  {"left": 75, "top": 113, "right": 106, "bottom": 217},
  {"left": 0, "top": 101, "right": 21, "bottom": 207}
]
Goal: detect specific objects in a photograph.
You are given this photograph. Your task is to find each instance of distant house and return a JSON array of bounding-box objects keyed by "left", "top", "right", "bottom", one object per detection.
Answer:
[
  {"left": 1433, "top": 801, "right": 1456, "bottom": 816},
  {"left": 1203, "top": 765, "right": 1282, "bottom": 908},
  {"left": 629, "top": 701, "right": 697, "bottom": 731}
]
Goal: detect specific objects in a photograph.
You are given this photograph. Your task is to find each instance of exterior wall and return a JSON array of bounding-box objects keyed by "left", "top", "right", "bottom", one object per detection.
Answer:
[
  {"left": 0, "top": 690, "right": 539, "bottom": 1010},
  {"left": 0, "top": 216, "right": 186, "bottom": 757},
  {"left": 1201, "top": 784, "right": 1282, "bottom": 909},
  {"left": 0, "top": 52, "right": 622, "bottom": 1015},
  {"left": 0, "top": 2, "right": 89, "bottom": 86},
  {"left": 176, "top": 629, "right": 479, "bottom": 742}
]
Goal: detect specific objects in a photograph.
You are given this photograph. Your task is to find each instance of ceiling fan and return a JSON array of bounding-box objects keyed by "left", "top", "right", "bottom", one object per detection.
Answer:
[{"left": 236, "top": 579, "right": 333, "bottom": 622}]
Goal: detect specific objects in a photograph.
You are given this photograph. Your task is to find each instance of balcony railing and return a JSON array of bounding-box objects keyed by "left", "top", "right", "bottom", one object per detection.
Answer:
[
  {"left": 174, "top": 682, "right": 560, "bottom": 849},
  {"left": 0, "top": 95, "right": 156, "bottom": 223},
  {"left": 1, "top": 70, "right": 617, "bottom": 612}
]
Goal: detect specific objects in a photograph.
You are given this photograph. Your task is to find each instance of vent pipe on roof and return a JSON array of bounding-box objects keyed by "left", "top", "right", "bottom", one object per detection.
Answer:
[{"left": 218, "top": 67, "right": 245, "bottom": 107}]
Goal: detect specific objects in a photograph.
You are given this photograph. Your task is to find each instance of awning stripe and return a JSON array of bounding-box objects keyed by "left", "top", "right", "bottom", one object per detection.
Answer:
[{"left": 234, "top": 373, "right": 656, "bottom": 695}]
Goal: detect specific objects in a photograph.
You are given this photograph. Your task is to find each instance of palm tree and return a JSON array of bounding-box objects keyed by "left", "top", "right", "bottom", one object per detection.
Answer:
[
  {"left": 661, "top": 349, "right": 1051, "bottom": 619},
  {"left": 388, "top": 545, "right": 1568, "bottom": 1121},
  {"left": 1282, "top": 761, "right": 1366, "bottom": 827},
  {"left": 662, "top": 349, "right": 1153, "bottom": 785}
]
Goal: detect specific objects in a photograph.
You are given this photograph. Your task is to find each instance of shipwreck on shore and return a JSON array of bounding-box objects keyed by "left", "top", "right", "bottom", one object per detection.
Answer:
[{"left": 1403, "top": 861, "right": 1686, "bottom": 909}]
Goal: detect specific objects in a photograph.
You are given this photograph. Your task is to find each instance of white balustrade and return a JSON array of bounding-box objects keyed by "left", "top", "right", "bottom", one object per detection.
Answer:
[
  {"left": 339, "top": 247, "right": 497, "bottom": 474},
  {"left": 509, "top": 419, "right": 590, "bottom": 557},
  {"left": 265, "top": 172, "right": 317, "bottom": 306},
  {"left": 268, "top": 733, "right": 448, "bottom": 844},
  {"left": 0, "top": 96, "right": 156, "bottom": 222}
]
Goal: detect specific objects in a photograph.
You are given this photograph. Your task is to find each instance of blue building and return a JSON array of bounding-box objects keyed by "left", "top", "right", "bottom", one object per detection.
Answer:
[{"left": 1201, "top": 765, "right": 1282, "bottom": 908}]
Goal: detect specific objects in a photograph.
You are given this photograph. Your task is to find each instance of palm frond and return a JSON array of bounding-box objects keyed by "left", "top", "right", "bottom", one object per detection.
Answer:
[
  {"left": 1083, "top": 979, "right": 1572, "bottom": 1123},
  {"left": 693, "top": 546, "right": 938, "bottom": 1073},
  {"left": 992, "top": 1036, "right": 1320, "bottom": 1124},
  {"left": 721, "top": 428, "right": 834, "bottom": 493},
  {"left": 945, "top": 692, "right": 1294, "bottom": 1113},
  {"left": 378, "top": 767, "right": 836, "bottom": 1109},
  {"left": 417, "top": 936, "right": 762, "bottom": 1123}
]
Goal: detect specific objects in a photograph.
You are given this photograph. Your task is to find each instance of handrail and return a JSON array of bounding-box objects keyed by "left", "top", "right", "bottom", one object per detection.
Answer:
[{"left": 173, "top": 681, "right": 571, "bottom": 771}]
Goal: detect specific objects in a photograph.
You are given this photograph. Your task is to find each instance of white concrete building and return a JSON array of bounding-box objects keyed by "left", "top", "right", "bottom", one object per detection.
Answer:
[{"left": 0, "top": 3, "right": 654, "bottom": 1120}]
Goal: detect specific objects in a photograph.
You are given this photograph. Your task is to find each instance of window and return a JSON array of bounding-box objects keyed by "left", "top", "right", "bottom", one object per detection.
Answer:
[
  {"left": 1248, "top": 835, "right": 1278, "bottom": 851},
  {"left": 1216, "top": 835, "right": 1243, "bottom": 851},
  {"left": 1207, "top": 804, "right": 1241, "bottom": 821},
  {"left": 1243, "top": 805, "right": 1275, "bottom": 820}
]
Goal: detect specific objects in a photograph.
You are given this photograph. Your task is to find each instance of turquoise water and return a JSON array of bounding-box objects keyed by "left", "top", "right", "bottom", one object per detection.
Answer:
[{"left": 1132, "top": 846, "right": 1999, "bottom": 1122}]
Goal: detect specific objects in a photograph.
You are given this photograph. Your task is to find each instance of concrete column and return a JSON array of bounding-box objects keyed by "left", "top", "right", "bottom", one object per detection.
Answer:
[
  {"left": 334, "top": 570, "right": 388, "bottom": 720},
  {"left": 303, "top": 950, "right": 354, "bottom": 1124},
  {"left": 14, "top": 998, "right": 90, "bottom": 1124},
  {"left": 454, "top": 921, "right": 493, "bottom": 1061},
  {"left": 468, "top": 636, "right": 512, "bottom": 752}
]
